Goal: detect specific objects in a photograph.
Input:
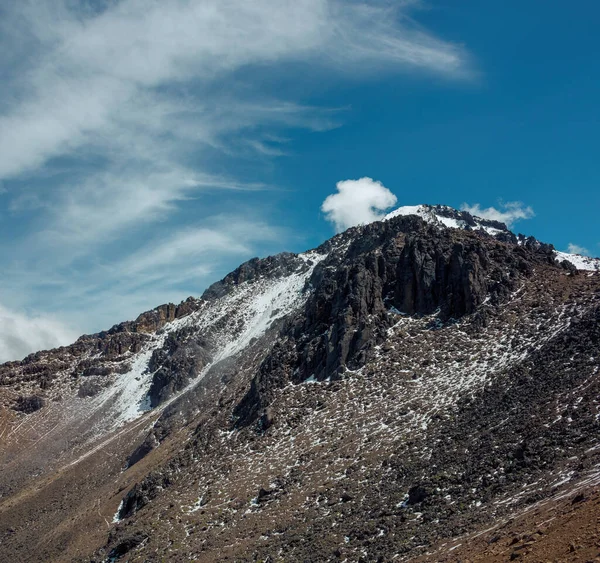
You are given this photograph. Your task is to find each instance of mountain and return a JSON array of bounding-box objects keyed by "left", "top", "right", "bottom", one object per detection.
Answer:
[{"left": 1, "top": 205, "right": 599, "bottom": 562}]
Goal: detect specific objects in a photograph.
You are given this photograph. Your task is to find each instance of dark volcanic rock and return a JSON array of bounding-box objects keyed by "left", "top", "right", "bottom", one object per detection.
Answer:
[
  {"left": 407, "top": 484, "right": 429, "bottom": 505},
  {"left": 118, "top": 470, "right": 174, "bottom": 520},
  {"left": 13, "top": 394, "right": 45, "bottom": 413},
  {"left": 202, "top": 252, "right": 304, "bottom": 300},
  {"left": 77, "top": 379, "right": 104, "bottom": 398},
  {"left": 234, "top": 216, "right": 547, "bottom": 427},
  {"left": 146, "top": 327, "right": 212, "bottom": 408},
  {"left": 107, "top": 532, "right": 149, "bottom": 560}
]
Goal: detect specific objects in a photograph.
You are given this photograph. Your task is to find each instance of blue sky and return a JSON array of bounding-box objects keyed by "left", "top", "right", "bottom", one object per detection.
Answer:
[{"left": 0, "top": 0, "right": 598, "bottom": 361}]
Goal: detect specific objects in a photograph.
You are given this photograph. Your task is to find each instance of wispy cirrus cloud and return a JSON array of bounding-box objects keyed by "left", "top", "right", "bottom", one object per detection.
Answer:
[
  {"left": 0, "top": 305, "right": 77, "bottom": 363},
  {"left": 114, "top": 218, "right": 281, "bottom": 282},
  {"left": 0, "top": 0, "right": 470, "bottom": 183},
  {"left": 566, "top": 243, "right": 589, "bottom": 256},
  {"left": 460, "top": 201, "right": 535, "bottom": 228},
  {"left": 0, "top": 0, "right": 472, "bottom": 360}
]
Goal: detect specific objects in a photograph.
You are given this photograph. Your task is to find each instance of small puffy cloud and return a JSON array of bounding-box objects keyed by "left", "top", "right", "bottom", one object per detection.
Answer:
[
  {"left": 0, "top": 305, "right": 77, "bottom": 363},
  {"left": 567, "top": 243, "right": 589, "bottom": 256},
  {"left": 322, "top": 177, "right": 397, "bottom": 232},
  {"left": 115, "top": 218, "right": 280, "bottom": 280},
  {"left": 460, "top": 201, "right": 534, "bottom": 228}
]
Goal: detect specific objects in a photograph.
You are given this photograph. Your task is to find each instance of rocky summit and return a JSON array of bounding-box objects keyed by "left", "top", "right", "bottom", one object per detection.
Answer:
[{"left": 1, "top": 205, "right": 600, "bottom": 562}]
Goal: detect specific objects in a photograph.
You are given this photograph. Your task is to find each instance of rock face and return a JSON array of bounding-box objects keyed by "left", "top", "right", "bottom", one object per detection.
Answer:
[
  {"left": 0, "top": 299, "right": 203, "bottom": 400},
  {"left": 146, "top": 327, "right": 211, "bottom": 408},
  {"left": 1, "top": 207, "right": 599, "bottom": 563},
  {"left": 234, "top": 216, "right": 551, "bottom": 427},
  {"left": 202, "top": 252, "right": 303, "bottom": 300},
  {"left": 13, "top": 394, "right": 45, "bottom": 414}
]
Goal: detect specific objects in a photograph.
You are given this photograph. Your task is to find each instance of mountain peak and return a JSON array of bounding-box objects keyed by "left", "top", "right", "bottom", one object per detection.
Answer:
[
  {"left": 384, "top": 203, "right": 509, "bottom": 235},
  {"left": 383, "top": 203, "right": 600, "bottom": 271}
]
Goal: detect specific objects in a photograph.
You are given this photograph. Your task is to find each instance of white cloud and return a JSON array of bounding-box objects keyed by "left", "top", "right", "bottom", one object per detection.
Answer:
[
  {"left": 460, "top": 202, "right": 535, "bottom": 228},
  {"left": 322, "top": 177, "right": 398, "bottom": 232},
  {"left": 114, "top": 218, "right": 280, "bottom": 280},
  {"left": 0, "top": 305, "right": 77, "bottom": 363},
  {"left": 566, "top": 243, "right": 589, "bottom": 256},
  {"left": 0, "top": 0, "right": 470, "bottom": 183}
]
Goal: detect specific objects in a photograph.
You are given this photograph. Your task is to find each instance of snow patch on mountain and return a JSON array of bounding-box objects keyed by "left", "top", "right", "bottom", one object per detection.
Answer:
[
  {"left": 554, "top": 251, "right": 600, "bottom": 272},
  {"left": 90, "top": 250, "right": 328, "bottom": 431},
  {"left": 214, "top": 250, "right": 326, "bottom": 362},
  {"left": 384, "top": 204, "right": 506, "bottom": 235},
  {"left": 93, "top": 348, "right": 155, "bottom": 427},
  {"left": 385, "top": 205, "right": 455, "bottom": 226}
]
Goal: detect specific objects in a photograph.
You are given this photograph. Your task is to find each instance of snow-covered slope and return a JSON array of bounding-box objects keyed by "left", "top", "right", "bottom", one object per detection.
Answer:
[
  {"left": 554, "top": 250, "right": 600, "bottom": 271},
  {"left": 96, "top": 249, "right": 327, "bottom": 431}
]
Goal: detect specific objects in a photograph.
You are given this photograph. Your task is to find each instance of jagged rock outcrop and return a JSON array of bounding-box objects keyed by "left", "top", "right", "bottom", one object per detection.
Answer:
[
  {"left": 13, "top": 394, "right": 45, "bottom": 414},
  {"left": 233, "top": 216, "right": 553, "bottom": 427},
  {"left": 146, "top": 327, "right": 212, "bottom": 408},
  {"left": 0, "top": 297, "right": 201, "bottom": 411},
  {"left": 202, "top": 253, "right": 303, "bottom": 300}
]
